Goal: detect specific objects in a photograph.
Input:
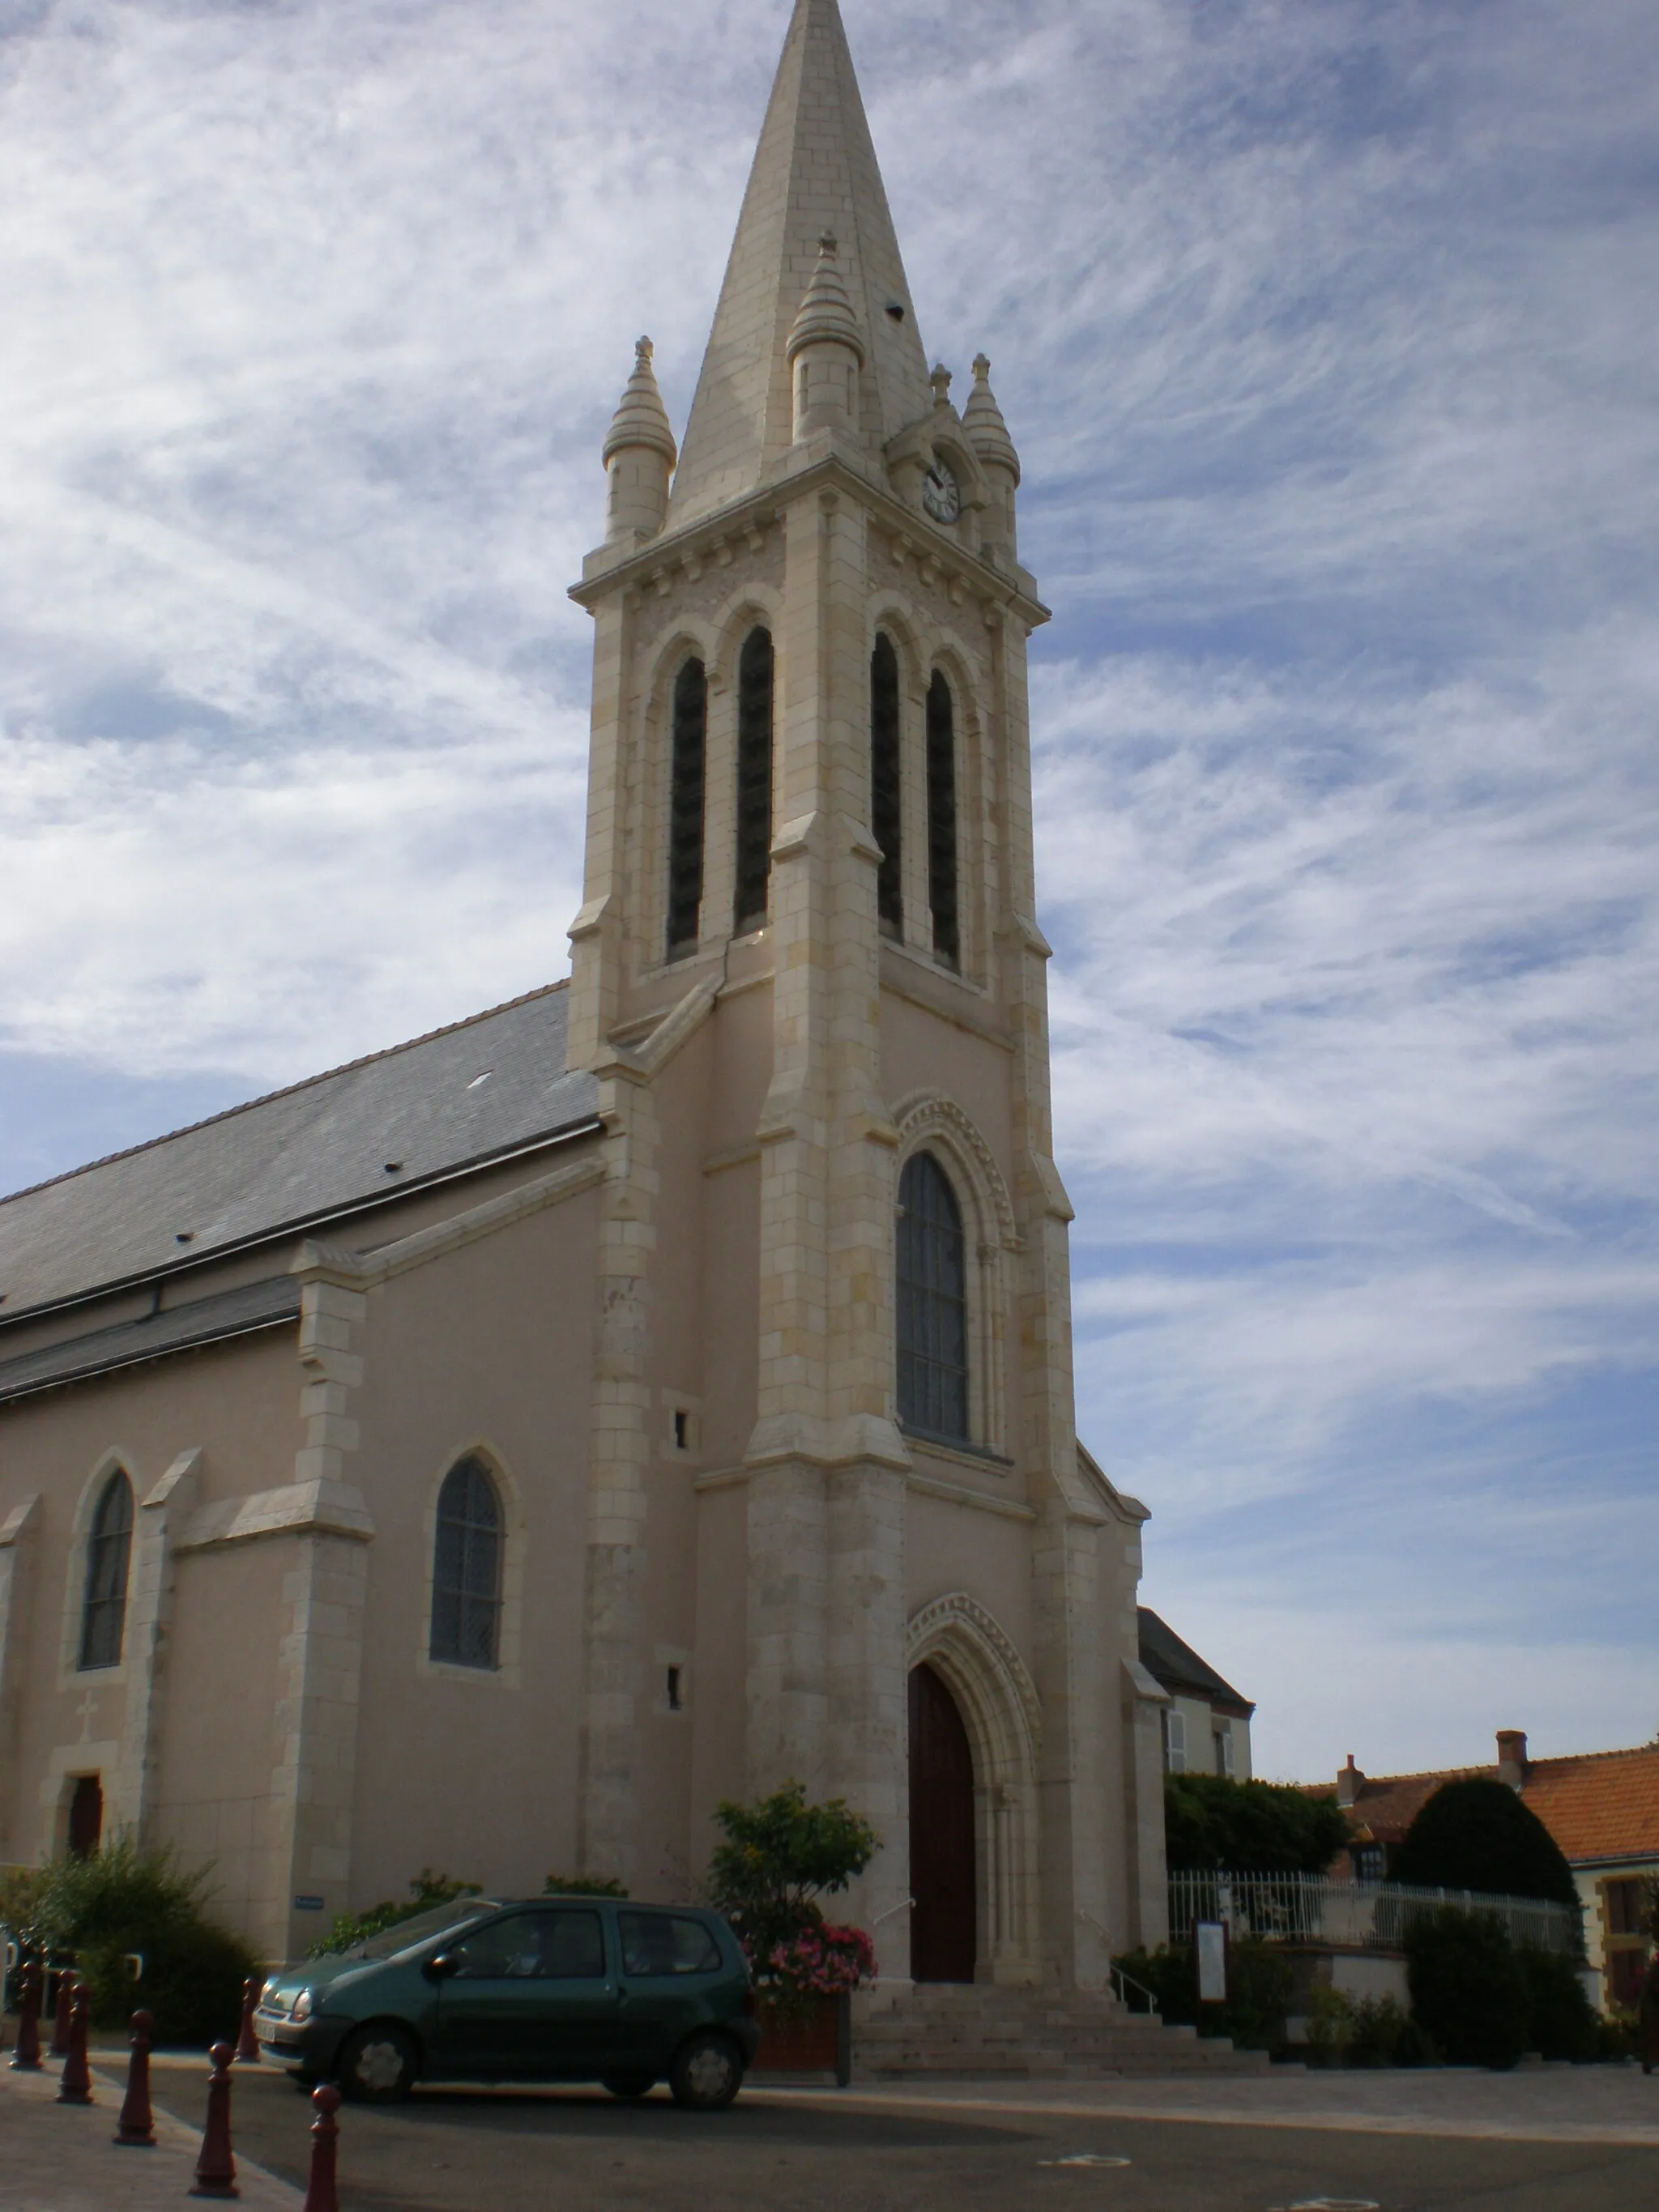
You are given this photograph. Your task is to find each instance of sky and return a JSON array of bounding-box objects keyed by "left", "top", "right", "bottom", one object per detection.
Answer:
[{"left": 2, "top": 0, "right": 1655, "bottom": 1784}]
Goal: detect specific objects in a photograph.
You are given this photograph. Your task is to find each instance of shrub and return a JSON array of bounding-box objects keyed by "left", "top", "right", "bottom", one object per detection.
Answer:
[
  {"left": 1111, "top": 1937, "right": 1293, "bottom": 2052},
  {"left": 1163, "top": 1773, "right": 1350, "bottom": 1876},
  {"left": 705, "top": 1782, "right": 876, "bottom": 1963},
  {"left": 307, "top": 1871, "right": 480, "bottom": 1961},
  {"left": 1392, "top": 1779, "right": 1580, "bottom": 1913},
  {"left": 9, "top": 1835, "right": 259, "bottom": 2046},
  {"left": 1517, "top": 1941, "right": 1599, "bottom": 2062},
  {"left": 1303, "top": 1983, "right": 1354, "bottom": 2065},
  {"left": 1405, "top": 1907, "right": 1529, "bottom": 2069},
  {"left": 544, "top": 1874, "right": 630, "bottom": 1899}
]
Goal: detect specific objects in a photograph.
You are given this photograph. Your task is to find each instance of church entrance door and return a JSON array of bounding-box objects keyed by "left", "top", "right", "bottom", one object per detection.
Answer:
[
  {"left": 67, "top": 1775, "right": 102, "bottom": 1860},
  {"left": 908, "top": 1663, "right": 976, "bottom": 1983}
]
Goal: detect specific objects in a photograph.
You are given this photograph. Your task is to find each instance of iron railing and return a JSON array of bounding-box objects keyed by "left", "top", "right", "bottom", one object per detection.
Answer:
[{"left": 1168, "top": 1870, "right": 1580, "bottom": 1957}]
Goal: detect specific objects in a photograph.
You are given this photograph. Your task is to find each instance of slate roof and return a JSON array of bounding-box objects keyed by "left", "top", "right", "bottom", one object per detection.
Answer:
[
  {"left": 1311, "top": 1745, "right": 1659, "bottom": 1869},
  {"left": 0, "top": 1277, "right": 301, "bottom": 1405},
  {"left": 1137, "top": 1607, "right": 1256, "bottom": 1720},
  {"left": 0, "top": 984, "right": 599, "bottom": 1324}
]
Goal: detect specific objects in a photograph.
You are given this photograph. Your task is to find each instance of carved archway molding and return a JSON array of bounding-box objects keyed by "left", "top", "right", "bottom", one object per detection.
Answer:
[
  {"left": 906, "top": 1590, "right": 1042, "bottom": 1982},
  {"left": 890, "top": 1091, "right": 1018, "bottom": 1251}
]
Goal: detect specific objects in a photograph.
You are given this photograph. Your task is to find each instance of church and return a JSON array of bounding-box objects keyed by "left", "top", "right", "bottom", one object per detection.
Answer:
[{"left": 0, "top": 0, "right": 1172, "bottom": 1992}]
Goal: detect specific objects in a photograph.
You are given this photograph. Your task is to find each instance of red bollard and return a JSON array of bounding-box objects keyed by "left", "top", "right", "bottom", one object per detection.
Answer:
[
  {"left": 9, "top": 1958, "right": 44, "bottom": 2072},
  {"left": 114, "top": 2009, "right": 156, "bottom": 2146},
  {"left": 188, "top": 2040, "right": 239, "bottom": 2199},
  {"left": 50, "top": 1965, "right": 75, "bottom": 2057},
  {"left": 301, "top": 2083, "right": 341, "bottom": 2212},
  {"left": 232, "top": 1975, "right": 262, "bottom": 2065},
  {"left": 55, "top": 1983, "right": 93, "bottom": 2105}
]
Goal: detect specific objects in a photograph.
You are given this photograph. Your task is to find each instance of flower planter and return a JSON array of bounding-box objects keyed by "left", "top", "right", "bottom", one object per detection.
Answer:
[{"left": 750, "top": 1989, "right": 851, "bottom": 2086}]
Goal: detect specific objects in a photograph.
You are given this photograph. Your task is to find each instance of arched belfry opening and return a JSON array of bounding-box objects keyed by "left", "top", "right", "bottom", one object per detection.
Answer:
[{"left": 908, "top": 1661, "right": 977, "bottom": 1982}]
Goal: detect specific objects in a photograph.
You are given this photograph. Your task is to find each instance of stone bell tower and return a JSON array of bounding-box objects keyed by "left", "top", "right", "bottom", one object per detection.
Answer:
[{"left": 566, "top": 0, "right": 1162, "bottom": 1987}]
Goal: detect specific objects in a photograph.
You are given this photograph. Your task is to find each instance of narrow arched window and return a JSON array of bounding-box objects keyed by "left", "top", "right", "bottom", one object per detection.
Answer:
[
  {"left": 667, "top": 657, "right": 707, "bottom": 957},
  {"left": 79, "top": 1470, "right": 133, "bottom": 1671},
  {"left": 430, "top": 1455, "right": 503, "bottom": 1670},
  {"left": 870, "top": 633, "right": 903, "bottom": 936},
  {"left": 897, "top": 1153, "right": 969, "bottom": 1442},
  {"left": 926, "top": 670, "right": 959, "bottom": 970},
  {"left": 733, "top": 627, "right": 774, "bottom": 932}
]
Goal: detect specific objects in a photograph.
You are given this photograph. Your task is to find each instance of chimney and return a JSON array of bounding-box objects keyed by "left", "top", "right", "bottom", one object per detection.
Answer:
[
  {"left": 1496, "top": 1729, "right": 1528, "bottom": 1790},
  {"left": 1337, "top": 1754, "right": 1364, "bottom": 1808}
]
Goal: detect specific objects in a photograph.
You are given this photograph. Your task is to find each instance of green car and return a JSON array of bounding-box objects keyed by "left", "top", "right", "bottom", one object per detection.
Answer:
[{"left": 254, "top": 1896, "right": 758, "bottom": 2110}]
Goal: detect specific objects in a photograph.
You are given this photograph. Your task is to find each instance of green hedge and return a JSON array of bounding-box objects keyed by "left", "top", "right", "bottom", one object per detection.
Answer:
[
  {"left": 3, "top": 1837, "right": 259, "bottom": 2048},
  {"left": 1163, "top": 1774, "right": 1350, "bottom": 1876}
]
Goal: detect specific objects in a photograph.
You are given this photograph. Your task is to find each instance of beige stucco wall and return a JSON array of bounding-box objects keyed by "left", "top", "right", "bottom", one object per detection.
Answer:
[
  {"left": 339, "top": 1178, "right": 603, "bottom": 1910},
  {"left": 0, "top": 1328, "right": 298, "bottom": 1871}
]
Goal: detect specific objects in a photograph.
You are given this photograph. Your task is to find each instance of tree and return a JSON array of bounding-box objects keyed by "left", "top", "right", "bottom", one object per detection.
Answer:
[
  {"left": 704, "top": 1782, "right": 877, "bottom": 1959},
  {"left": 1163, "top": 1772, "right": 1350, "bottom": 1874},
  {"left": 1392, "top": 1778, "right": 1580, "bottom": 1910}
]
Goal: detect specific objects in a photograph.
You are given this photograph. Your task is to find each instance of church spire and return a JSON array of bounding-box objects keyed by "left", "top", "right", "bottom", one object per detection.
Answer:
[{"left": 667, "top": 0, "right": 932, "bottom": 527}]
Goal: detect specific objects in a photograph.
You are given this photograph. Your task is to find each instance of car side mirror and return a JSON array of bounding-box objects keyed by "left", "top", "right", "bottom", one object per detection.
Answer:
[{"left": 424, "top": 1952, "right": 461, "bottom": 1981}]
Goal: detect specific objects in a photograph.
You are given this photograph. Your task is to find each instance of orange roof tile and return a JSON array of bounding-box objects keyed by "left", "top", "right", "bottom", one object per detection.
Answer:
[
  {"left": 1520, "top": 1746, "right": 1659, "bottom": 1865},
  {"left": 1304, "top": 1744, "right": 1659, "bottom": 1869}
]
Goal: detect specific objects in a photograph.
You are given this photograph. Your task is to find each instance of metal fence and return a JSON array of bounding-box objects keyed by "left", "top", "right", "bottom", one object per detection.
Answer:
[{"left": 1168, "top": 1870, "right": 1580, "bottom": 1957}]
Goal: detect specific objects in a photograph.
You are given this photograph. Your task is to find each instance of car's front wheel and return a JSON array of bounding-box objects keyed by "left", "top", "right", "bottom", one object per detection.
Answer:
[
  {"left": 667, "top": 2030, "right": 743, "bottom": 2112},
  {"left": 335, "top": 2022, "right": 420, "bottom": 2103},
  {"left": 601, "top": 2070, "right": 657, "bottom": 2099}
]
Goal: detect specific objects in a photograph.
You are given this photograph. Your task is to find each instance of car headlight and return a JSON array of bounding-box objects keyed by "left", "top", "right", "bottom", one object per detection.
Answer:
[
  {"left": 260, "top": 1979, "right": 281, "bottom": 2007},
  {"left": 289, "top": 1988, "right": 313, "bottom": 2022}
]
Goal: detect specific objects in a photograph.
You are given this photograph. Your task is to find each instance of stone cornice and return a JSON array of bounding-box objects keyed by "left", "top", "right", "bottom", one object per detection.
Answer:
[{"left": 569, "top": 450, "right": 1050, "bottom": 632}]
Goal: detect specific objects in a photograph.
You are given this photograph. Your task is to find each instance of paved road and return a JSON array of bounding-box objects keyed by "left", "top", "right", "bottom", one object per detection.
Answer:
[{"left": 130, "top": 2061, "right": 1659, "bottom": 2212}]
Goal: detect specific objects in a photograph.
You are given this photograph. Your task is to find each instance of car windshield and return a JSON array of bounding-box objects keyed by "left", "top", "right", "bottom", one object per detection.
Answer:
[{"left": 335, "top": 1899, "right": 504, "bottom": 1963}]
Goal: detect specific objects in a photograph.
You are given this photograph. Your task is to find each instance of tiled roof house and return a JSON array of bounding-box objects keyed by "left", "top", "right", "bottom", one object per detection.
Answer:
[{"left": 1316, "top": 1730, "right": 1659, "bottom": 2011}]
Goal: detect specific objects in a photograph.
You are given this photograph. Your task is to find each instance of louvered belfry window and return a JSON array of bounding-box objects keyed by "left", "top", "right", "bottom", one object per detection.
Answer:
[
  {"left": 897, "top": 1152, "right": 969, "bottom": 1442},
  {"left": 926, "top": 669, "right": 959, "bottom": 969},
  {"left": 870, "top": 633, "right": 903, "bottom": 936},
  {"left": 734, "top": 627, "right": 774, "bottom": 932},
  {"left": 667, "top": 657, "right": 707, "bottom": 957},
  {"left": 79, "top": 1469, "right": 134, "bottom": 1670},
  {"left": 430, "top": 1455, "right": 503, "bottom": 1670}
]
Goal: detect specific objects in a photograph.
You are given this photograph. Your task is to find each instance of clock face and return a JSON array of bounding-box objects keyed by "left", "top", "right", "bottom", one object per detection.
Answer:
[{"left": 922, "top": 457, "right": 961, "bottom": 525}]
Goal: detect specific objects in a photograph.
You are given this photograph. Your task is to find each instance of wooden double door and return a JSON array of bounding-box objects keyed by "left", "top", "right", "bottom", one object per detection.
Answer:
[{"left": 907, "top": 1663, "right": 977, "bottom": 1983}]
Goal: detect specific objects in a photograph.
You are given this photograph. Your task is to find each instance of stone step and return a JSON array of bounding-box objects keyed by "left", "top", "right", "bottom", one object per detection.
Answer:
[{"left": 849, "top": 1984, "right": 1270, "bottom": 2077}]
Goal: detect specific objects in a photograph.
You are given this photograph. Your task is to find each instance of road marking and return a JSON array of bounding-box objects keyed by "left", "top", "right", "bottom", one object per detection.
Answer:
[
  {"left": 1269, "top": 2201, "right": 1380, "bottom": 2210},
  {"left": 1038, "top": 2152, "right": 1132, "bottom": 2168}
]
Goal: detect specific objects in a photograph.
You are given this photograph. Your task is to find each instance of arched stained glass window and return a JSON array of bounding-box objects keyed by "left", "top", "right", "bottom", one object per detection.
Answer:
[
  {"left": 430, "top": 1456, "right": 503, "bottom": 1671},
  {"left": 926, "top": 670, "right": 959, "bottom": 970},
  {"left": 79, "top": 1469, "right": 133, "bottom": 1671},
  {"left": 733, "top": 627, "right": 774, "bottom": 932},
  {"left": 870, "top": 633, "right": 903, "bottom": 936},
  {"left": 667, "top": 657, "right": 707, "bottom": 957},
  {"left": 897, "top": 1152, "right": 969, "bottom": 1443}
]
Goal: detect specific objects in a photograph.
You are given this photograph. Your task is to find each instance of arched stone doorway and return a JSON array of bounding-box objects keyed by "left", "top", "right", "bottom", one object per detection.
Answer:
[
  {"left": 906, "top": 1592, "right": 1043, "bottom": 1984},
  {"left": 908, "top": 1662, "right": 977, "bottom": 1982}
]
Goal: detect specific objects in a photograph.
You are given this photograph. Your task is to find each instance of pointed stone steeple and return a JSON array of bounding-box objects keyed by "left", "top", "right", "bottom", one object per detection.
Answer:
[{"left": 667, "top": 0, "right": 932, "bottom": 527}]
